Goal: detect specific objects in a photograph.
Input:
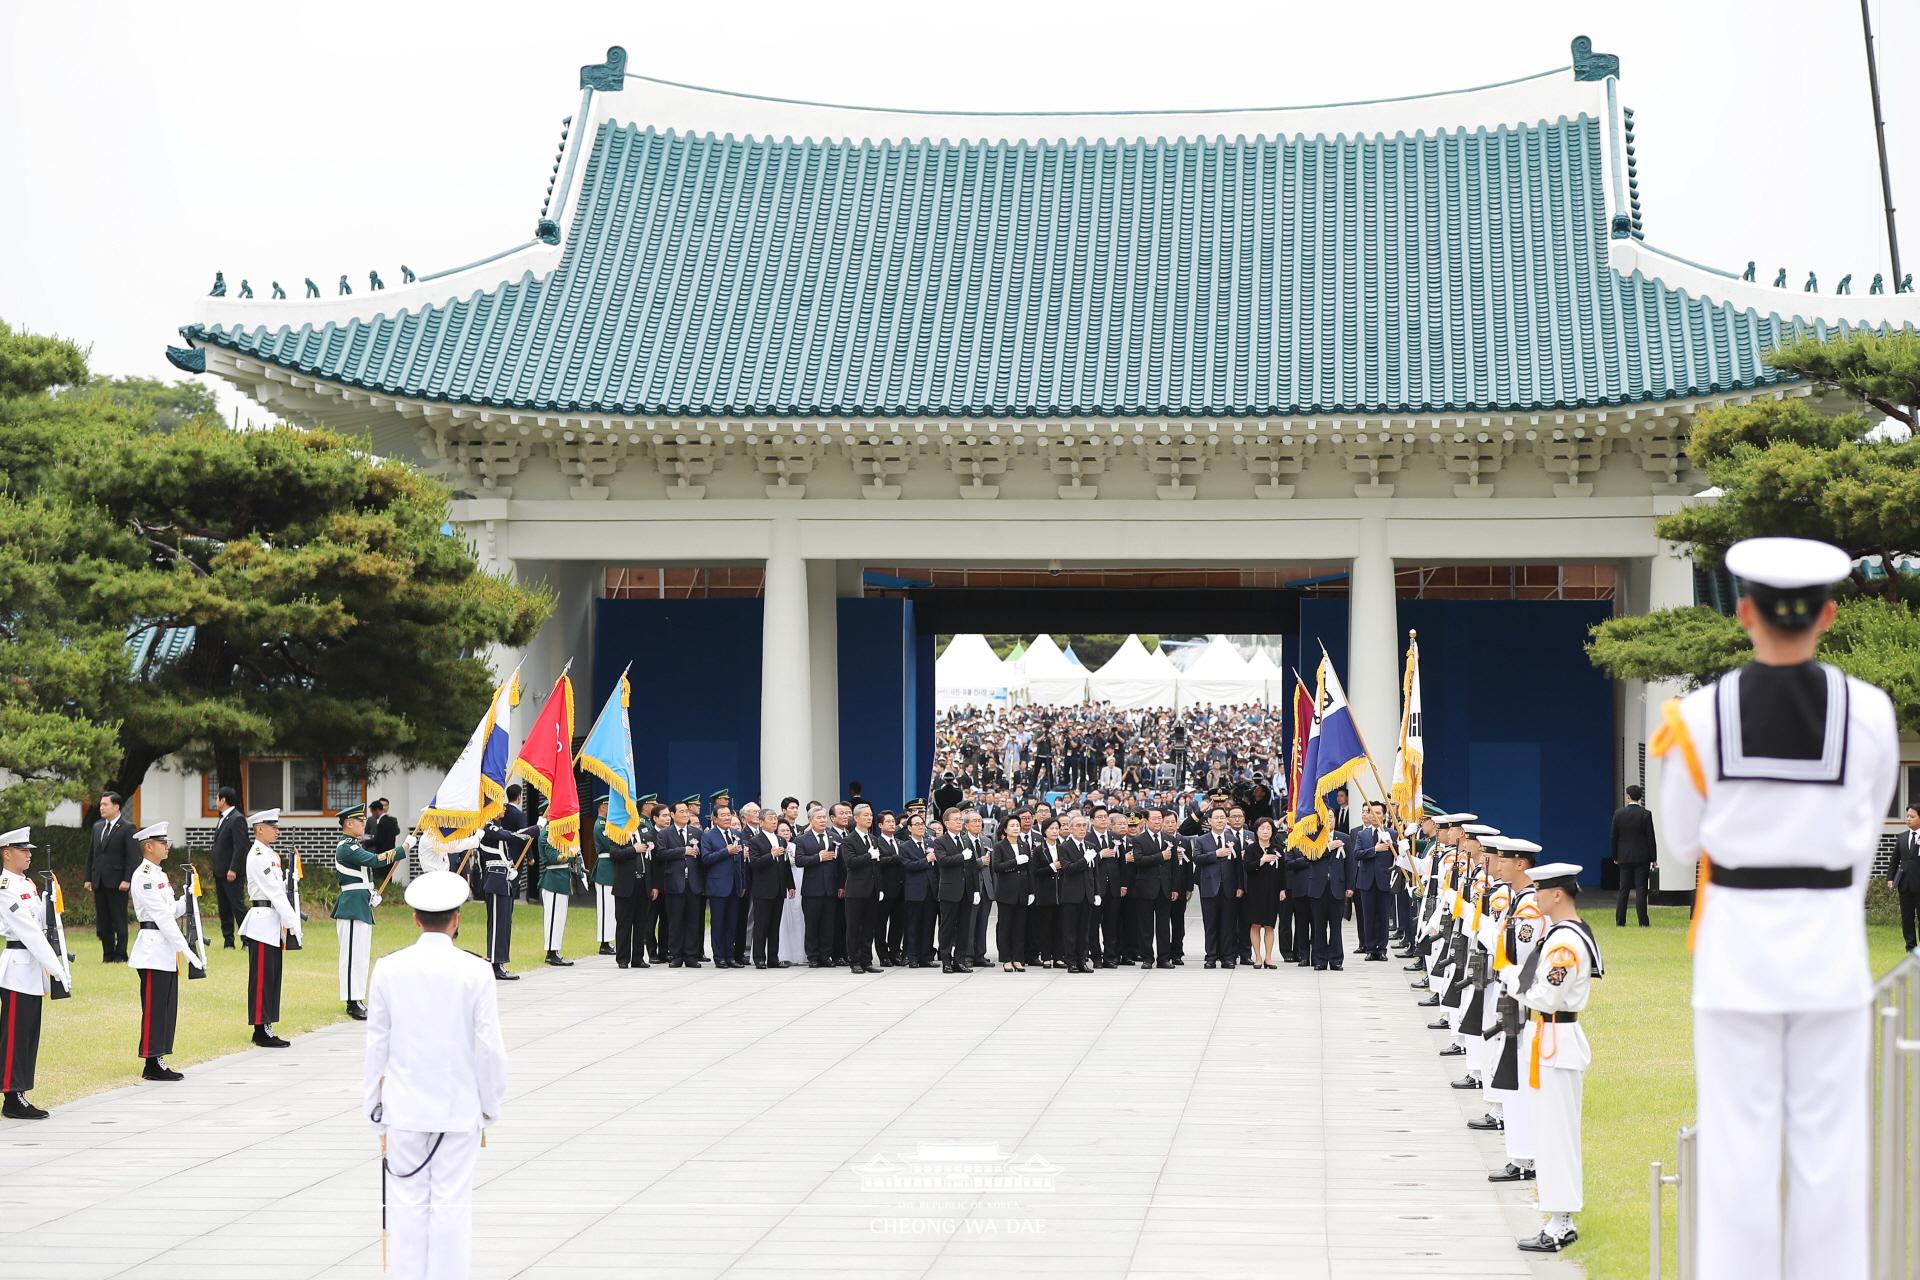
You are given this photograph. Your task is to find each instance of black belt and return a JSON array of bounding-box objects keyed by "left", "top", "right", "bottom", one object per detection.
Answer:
[
  {"left": 3, "top": 941, "right": 23, "bottom": 950},
  {"left": 138, "top": 921, "right": 158, "bottom": 930},
  {"left": 1709, "top": 864, "right": 1853, "bottom": 890},
  {"left": 250, "top": 900, "right": 271, "bottom": 907},
  {"left": 1537, "top": 1012, "right": 1577, "bottom": 1024}
]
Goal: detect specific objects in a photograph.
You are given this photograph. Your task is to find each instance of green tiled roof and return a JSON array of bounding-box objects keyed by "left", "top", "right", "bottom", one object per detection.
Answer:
[{"left": 181, "top": 95, "right": 1858, "bottom": 419}]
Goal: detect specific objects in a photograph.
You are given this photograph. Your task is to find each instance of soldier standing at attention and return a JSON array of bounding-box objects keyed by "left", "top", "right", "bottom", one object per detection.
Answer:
[
  {"left": 475, "top": 821, "right": 521, "bottom": 981},
  {"left": 333, "top": 803, "right": 397, "bottom": 1021},
  {"left": 130, "top": 822, "right": 199, "bottom": 1081},
  {"left": 0, "top": 828, "right": 72, "bottom": 1118},
  {"left": 1653, "top": 538, "right": 1898, "bottom": 1280},
  {"left": 591, "top": 796, "right": 618, "bottom": 957},
  {"left": 240, "top": 808, "right": 302, "bottom": 1047},
  {"left": 537, "top": 818, "right": 580, "bottom": 966}
]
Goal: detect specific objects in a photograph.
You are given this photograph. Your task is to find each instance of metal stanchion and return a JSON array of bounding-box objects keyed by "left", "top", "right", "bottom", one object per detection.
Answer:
[
  {"left": 1676, "top": 1126, "right": 1697, "bottom": 1280},
  {"left": 1649, "top": 1126, "right": 1697, "bottom": 1280}
]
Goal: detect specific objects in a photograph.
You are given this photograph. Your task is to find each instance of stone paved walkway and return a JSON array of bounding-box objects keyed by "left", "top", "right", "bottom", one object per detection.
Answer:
[{"left": 0, "top": 945, "right": 1582, "bottom": 1278}]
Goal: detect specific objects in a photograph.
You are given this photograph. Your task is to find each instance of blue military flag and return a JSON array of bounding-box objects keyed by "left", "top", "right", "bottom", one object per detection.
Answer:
[
  {"left": 1286, "top": 650, "right": 1373, "bottom": 857},
  {"left": 576, "top": 667, "right": 640, "bottom": 843},
  {"left": 418, "top": 668, "right": 521, "bottom": 840}
]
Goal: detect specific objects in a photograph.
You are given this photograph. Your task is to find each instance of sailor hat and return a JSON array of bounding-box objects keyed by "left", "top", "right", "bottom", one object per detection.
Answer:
[
  {"left": 1482, "top": 836, "right": 1542, "bottom": 859},
  {"left": 1530, "top": 861, "right": 1584, "bottom": 892},
  {"left": 1725, "top": 537, "right": 1851, "bottom": 631}
]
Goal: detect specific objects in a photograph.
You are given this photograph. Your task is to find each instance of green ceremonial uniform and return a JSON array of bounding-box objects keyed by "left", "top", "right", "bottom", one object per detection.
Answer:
[
  {"left": 592, "top": 826, "right": 618, "bottom": 886},
  {"left": 330, "top": 837, "right": 388, "bottom": 923},
  {"left": 537, "top": 829, "right": 577, "bottom": 896}
]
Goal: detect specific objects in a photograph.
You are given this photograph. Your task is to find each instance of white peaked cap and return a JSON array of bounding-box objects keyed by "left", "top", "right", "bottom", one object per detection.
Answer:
[
  {"left": 1724, "top": 537, "right": 1851, "bottom": 589},
  {"left": 1463, "top": 824, "right": 1501, "bottom": 837},
  {"left": 133, "top": 821, "right": 170, "bottom": 842},
  {"left": 404, "top": 870, "right": 471, "bottom": 912},
  {"left": 1483, "top": 836, "right": 1543, "bottom": 854},
  {"left": 248, "top": 808, "right": 280, "bottom": 826},
  {"left": 0, "top": 827, "right": 32, "bottom": 848}
]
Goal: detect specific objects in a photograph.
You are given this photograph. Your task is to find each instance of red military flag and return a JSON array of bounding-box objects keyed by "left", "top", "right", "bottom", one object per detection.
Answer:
[
  {"left": 1288, "top": 674, "right": 1314, "bottom": 817},
  {"left": 510, "top": 666, "right": 581, "bottom": 853}
]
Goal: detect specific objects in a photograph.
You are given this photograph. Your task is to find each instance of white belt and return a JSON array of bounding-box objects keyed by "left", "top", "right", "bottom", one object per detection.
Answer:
[{"left": 339, "top": 884, "right": 372, "bottom": 893}]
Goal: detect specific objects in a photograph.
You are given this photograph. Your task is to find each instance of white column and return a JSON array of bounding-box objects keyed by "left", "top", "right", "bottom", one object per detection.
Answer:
[
  {"left": 1640, "top": 540, "right": 1696, "bottom": 872},
  {"left": 1347, "top": 515, "right": 1401, "bottom": 800},
  {"left": 762, "top": 530, "right": 813, "bottom": 810},
  {"left": 806, "top": 559, "right": 840, "bottom": 805}
]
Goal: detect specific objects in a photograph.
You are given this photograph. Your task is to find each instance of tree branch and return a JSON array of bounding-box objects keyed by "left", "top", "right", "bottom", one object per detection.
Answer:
[{"left": 1864, "top": 395, "right": 1916, "bottom": 429}]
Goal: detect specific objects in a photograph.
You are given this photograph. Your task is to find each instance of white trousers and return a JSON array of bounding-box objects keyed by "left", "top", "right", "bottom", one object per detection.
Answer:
[
  {"left": 595, "top": 884, "right": 615, "bottom": 943},
  {"left": 1695, "top": 1006, "right": 1868, "bottom": 1280},
  {"left": 1464, "top": 1025, "right": 1487, "bottom": 1080},
  {"left": 386, "top": 1126, "right": 481, "bottom": 1280},
  {"left": 1532, "top": 1063, "right": 1583, "bottom": 1213},
  {"left": 1490, "top": 1034, "right": 1534, "bottom": 1161},
  {"left": 337, "top": 919, "right": 372, "bottom": 1001},
  {"left": 542, "top": 890, "right": 569, "bottom": 954}
]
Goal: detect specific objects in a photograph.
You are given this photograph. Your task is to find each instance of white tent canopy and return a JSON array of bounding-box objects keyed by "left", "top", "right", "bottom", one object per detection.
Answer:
[
  {"left": 1244, "top": 647, "right": 1288, "bottom": 707},
  {"left": 1089, "top": 634, "right": 1179, "bottom": 709},
  {"left": 1019, "top": 634, "right": 1088, "bottom": 706},
  {"left": 934, "top": 633, "right": 1020, "bottom": 710},
  {"left": 1176, "top": 635, "right": 1266, "bottom": 708}
]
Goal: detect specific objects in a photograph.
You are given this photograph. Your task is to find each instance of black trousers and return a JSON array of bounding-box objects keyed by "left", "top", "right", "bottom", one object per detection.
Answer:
[
  {"left": 215, "top": 874, "right": 243, "bottom": 944},
  {"left": 0, "top": 988, "right": 41, "bottom": 1092},
  {"left": 904, "top": 897, "right": 935, "bottom": 963},
  {"left": 1200, "top": 894, "right": 1236, "bottom": 961},
  {"left": 1395, "top": 886, "right": 1416, "bottom": 941},
  {"left": 614, "top": 891, "right": 649, "bottom": 966},
  {"left": 1900, "top": 889, "right": 1919, "bottom": 950},
  {"left": 970, "top": 896, "right": 992, "bottom": 962},
  {"left": 485, "top": 891, "right": 514, "bottom": 964},
  {"left": 802, "top": 896, "right": 831, "bottom": 963},
  {"left": 734, "top": 891, "right": 751, "bottom": 960},
  {"left": 1354, "top": 885, "right": 1393, "bottom": 953},
  {"left": 1170, "top": 893, "right": 1188, "bottom": 956},
  {"left": 750, "top": 895, "right": 783, "bottom": 965},
  {"left": 1056, "top": 901, "right": 1086, "bottom": 965},
  {"left": 828, "top": 896, "right": 847, "bottom": 963},
  {"left": 137, "top": 966, "right": 178, "bottom": 1059},
  {"left": 879, "top": 893, "right": 906, "bottom": 961},
  {"left": 1095, "top": 879, "right": 1125, "bottom": 959},
  {"left": 1286, "top": 895, "right": 1314, "bottom": 960},
  {"left": 844, "top": 895, "right": 875, "bottom": 968},
  {"left": 1309, "top": 895, "right": 1345, "bottom": 967},
  {"left": 708, "top": 895, "right": 739, "bottom": 964},
  {"left": 1615, "top": 863, "right": 1652, "bottom": 926},
  {"left": 938, "top": 899, "right": 971, "bottom": 964},
  {"left": 245, "top": 938, "right": 283, "bottom": 1026},
  {"left": 93, "top": 886, "right": 129, "bottom": 960},
  {"left": 1025, "top": 903, "right": 1053, "bottom": 962},
  {"left": 996, "top": 900, "right": 1026, "bottom": 964},
  {"left": 666, "top": 892, "right": 703, "bottom": 961},
  {"left": 1137, "top": 893, "right": 1172, "bottom": 962},
  {"left": 648, "top": 889, "right": 668, "bottom": 959}
]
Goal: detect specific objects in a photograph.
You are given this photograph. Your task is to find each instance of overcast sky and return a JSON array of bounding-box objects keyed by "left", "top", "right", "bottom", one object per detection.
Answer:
[{"left": 1, "top": 0, "right": 1911, "bottom": 421}]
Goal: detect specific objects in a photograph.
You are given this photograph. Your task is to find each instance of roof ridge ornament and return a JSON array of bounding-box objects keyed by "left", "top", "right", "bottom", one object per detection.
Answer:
[
  {"left": 1570, "top": 36, "right": 1619, "bottom": 82},
  {"left": 581, "top": 46, "right": 627, "bottom": 92}
]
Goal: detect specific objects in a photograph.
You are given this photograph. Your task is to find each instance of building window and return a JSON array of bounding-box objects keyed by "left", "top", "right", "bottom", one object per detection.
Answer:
[{"left": 204, "top": 758, "right": 367, "bottom": 817}]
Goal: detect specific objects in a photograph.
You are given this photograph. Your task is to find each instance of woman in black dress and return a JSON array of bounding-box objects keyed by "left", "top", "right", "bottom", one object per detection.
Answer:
[{"left": 1242, "top": 816, "right": 1285, "bottom": 967}]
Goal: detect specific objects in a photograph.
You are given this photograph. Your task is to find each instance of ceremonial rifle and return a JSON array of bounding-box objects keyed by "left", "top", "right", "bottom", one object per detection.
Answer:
[
  {"left": 181, "top": 858, "right": 209, "bottom": 980},
  {"left": 285, "top": 851, "right": 304, "bottom": 951},
  {"left": 40, "top": 871, "right": 71, "bottom": 1000}
]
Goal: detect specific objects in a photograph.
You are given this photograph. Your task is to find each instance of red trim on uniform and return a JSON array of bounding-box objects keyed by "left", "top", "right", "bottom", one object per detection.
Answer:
[
  {"left": 252, "top": 940, "right": 266, "bottom": 1024},
  {"left": 2, "top": 990, "right": 17, "bottom": 1092},
  {"left": 140, "top": 970, "right": 153, "bottom": 1058}
]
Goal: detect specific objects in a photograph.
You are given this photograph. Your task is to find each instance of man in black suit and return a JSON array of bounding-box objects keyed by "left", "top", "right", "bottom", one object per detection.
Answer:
[
  {"left": 1610, "top": 784, "right": 1658, "bottom": 927},
  {"left": 365, "top": 798, "right": 402, "bottom": 859},
  {"left": 874, "top": 810, "right": 907, "bottom": 965},
  {"left": 899, "top": 808, "right": 935, "bottom": 967},
  {"left": 1087, "top": 807, "right": 1125, "bottom": 968},
  {"left": 501, "top": 784, "right": 535, "bottom": 906},
  {"left": 1056, "top": 814, "right": 1093, "bottom": 972},
  {"left": 990, "top": 811, "right": 1031, "bottom": 969},
  {"left": 653, "top": 801, "right": 703, "bottom": 967},
  {"left": 1194, "top": 808, "right": 1240, "bottom": 968},
  {"left": 745, "top": 804, "right": 790, "bottom": 968},
  {"left": 607, "top": 808, "right": 651, "bottom": 970},
  {"left": 934, "top": 807, "right": 978, "bottom": 973},
  {"left": 841, "top": 805, "right": 882, "bottom": 974},
  {"left": 84, "top": 792, "right": 137, "bottom": 962},
  {"left": 1349, "top": 801, "right": 1396, "bottom": 961},
  {"left": 1890, "top": 805, "right": 1920, "bottom": 951},
  {"left": 1287, "top": 831, "right": 1352, "bottom": 971},
  {"left": 792, "top": 805, "right": 839, "bottom": 967},
  {"left": 209, "top": 785, "right": 248, "bottom": 948},
  {"left": 1130, "top": 808, "right": 1175, "bottom": 969}
]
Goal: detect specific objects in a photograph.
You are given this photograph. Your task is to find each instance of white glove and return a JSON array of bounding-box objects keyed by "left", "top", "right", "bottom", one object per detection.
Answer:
[
  {"left": 1014, "top": 853, "right": 1028, "bottom": 866},
  {"left": 962, "top": 849, "right": 974, "bottom": 861},
  {"left": 877, "top": 891, "right": 885, "bottom": 902},
  {"left": 972, "top": 891, "right": 981, "bottom": 905},
  {"left": 1093, "top": 894, "right": 1102, "bottom": 907},
  {"left": 404, "top": 832, "right": 419, "bottom": 853},
  {"left": 369, "top": 894, "right": 384, "bottom": 909},
  {"left": 1084, "top": 848, "right": 1097, "bottom": 864},
  {"left": 1026, "top": 894, "right": 1035, "bottom": 906}
]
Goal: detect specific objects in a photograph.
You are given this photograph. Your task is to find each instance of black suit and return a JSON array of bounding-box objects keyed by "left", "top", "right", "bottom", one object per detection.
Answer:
[
  {"left": 793, "top": 829, "right": 838, "bottom": 965},
  {"left": 87, "top": 816, "right": 138, "bottom": 961},
  {"left": 842, "top": 828, "right": 881, "bottom": 969},
  {"left": 746, "top": 830, "right": 789, "bottom": 966},
  {"left": 1287, "top": 843, "right": 1350, "bottom": 969},
  {"left": 654, "top": 824, "right": 703, "bottom": 963},
  {"left": 209, "top": 807, "right": 248, "bottom": 945},
  {"left": 875, "top": 833, "right": 906, "bottom": 962},
  {"left": 991, "top": 836, "right": 1030, "bottom": 965},
  {"left": 1892, "top": 828, "right": 1920, "bottom": 949},
  {"left": 1194, "top": 833, "right": 1241, "bottom": 964},
  {"left": 1611, "top": 802, "right": 1657, "bottom": 926},
  {"left": 608, "top": 831, "right": 652, "bottom": 968},
  {"left": 899, "top": 835, "right": 935, "bottom": 965},
  {"left": 1130, "top": 832, "right": 1174, "bottom": 964},
  {"left": 1088, "top": 831, "right": 1126, "bottom": 963},
  {"left": 1055, "top": 838, "right": 1091, "bottom": 967},
  {"left": 934, "top": 833, "right": 978, "bottom": 967}
]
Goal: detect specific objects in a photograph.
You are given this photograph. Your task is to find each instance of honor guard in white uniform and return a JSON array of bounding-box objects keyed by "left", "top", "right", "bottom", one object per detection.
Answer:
[
  {"left": 473, "top": 821, "right": 520, "bottom": 981},
  {"left": 405, "top": 825, "right": 477, "bottom": 876},
  {"left": 129, "top": 822, "right": 199, "bottom": 1081},
  {"left": 364, "top": 871, "right": 508, "bottom": 1280},
  {"left": 1653, "top": 537, "right": 1899, "bottom": 1280},
  {"left": 0, "top": 828, "right": 72, "bottom": 1119},
  {"left": 1478, "top": 837, "right": 1543, "bottom": 1183},
  {"left": 1414, "top": 814, "right": 1472, "bottom": 1000},
  {"left": 1509, "top": 861, "right": 1601, "bottom": 1252},
  {"left": 240, "top": 809, "right": 302, "bottom": 1048},
  {"left": 332, "top": 803, "right": 398, "bottom": 1021}
]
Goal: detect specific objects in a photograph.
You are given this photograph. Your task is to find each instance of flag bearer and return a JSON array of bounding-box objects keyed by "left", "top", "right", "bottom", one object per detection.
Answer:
[
  {"left": 592, "top": 796, "right": 618, "bottom": 956},
  {"left": 1653, "top": 537, "right": 1899, "bottom": 1280},
  {"left": 130, "top": 821, "right": 198, "bottom": 1081},
  {"left": 333, "top": 803, "right": 397, "bottom": 1021},
  {"left": 476, "top": 821, "right": 520, "bottom": 981},
  {"left": 0, "top": 828, "right": 72, "bottom": 1118},
  {"left": 1513, "top": 861, "right": 1603, "bottom": 1254},
  {"left": 537, "top": 819, "right": 580, "bottom": 966},
  {"left": 240, "top": 808, "right": 302, "bottom": 1047}
]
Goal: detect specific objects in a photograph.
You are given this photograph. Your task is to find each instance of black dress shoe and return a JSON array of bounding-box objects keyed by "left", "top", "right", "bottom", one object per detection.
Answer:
[
  {"left": 1157, "top": 960, "right": 1175, "bottom": 969},
  {"left": 1516, "top": 1230, "right": 1573, "bottom": 1253},
  {"left": 1467, "top": 1115, "right": 1504, "bottom": 1131},
  {"left": 1328, "top": 964, "right": 1343, "bottom": 971},
  {"left": 1403, "top": 961, "right": 1424, "bottom": 971},
  {"left": 222, "top": 940, "right": 237, "bottom": 950},
  {"left": 632, "top": 960, "right": 649, "bottom": 969},
  {"left": 252, "top": 1026, "right": 291, "bottom": 1048},
  {"left": 494, "top": 965, "right": 520, "bottom": 981},
  {"left": 545, "top": 953, "right": 574, "bottom": 967},
  {"left": 669, "top": 960, "right": 685, "bottom": 968},
  {"left": 617, "top": 961, "right": 630, "bottom": 969},
  {"left": 598, "top": 943, "right": 616, "bottom": 956},
  {"left": 943, "top": 963, "right": 959, "bottom": 973},
  {"left": 1279, "top": 952, "right": 1296, "bottom": 963},
  {"left": 1313, "top": 963, "right": 1327, "bottom": 971},
  {"left": 142, "top": 1059, "right": 183, "bottom": 1082},
  {"left": 1439, "top": 1044, "right": 1465, "bottom": 1057},
  {"left": 2, "top": 1092, "right": 48, "bottom": 1119},
  {"left": 1451, "top": 1076, "right": 1482, "bottom": 1090},
  {"left": 1418, "top": 994, "right": 1440, "bottom": 1007},
  {"left": 1204, "top": 960, "right": 1218, "bottom": 970},
  {"left": 1428, "top": 1019, "right": 1450, "bottom": 1030},
  {"left": 1488, "top": 1163, "right": 1534, "bottom": 1183},
  {"left": 346, "top": 1001, "right": 368, "bottom": 1021},
  {"left": 1173, "top": 957, "right": 1185, "bottom": 966},
  {"left": 754, "top": 961, "right": 767, "bottom": 969}
]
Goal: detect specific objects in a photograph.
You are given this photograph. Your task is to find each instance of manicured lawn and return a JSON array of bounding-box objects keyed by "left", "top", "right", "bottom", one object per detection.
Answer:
[
  {"left": 1572, "top": 906, "right": 1909, "bottom": 1279},
  {"left": 32, "top": 899, "right": 603, "bottom": 1108}
]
